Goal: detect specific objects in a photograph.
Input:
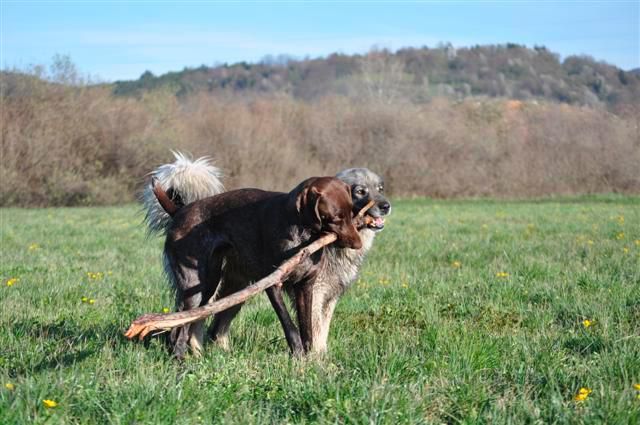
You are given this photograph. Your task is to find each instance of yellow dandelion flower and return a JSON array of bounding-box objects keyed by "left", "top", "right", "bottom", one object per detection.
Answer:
[
  {"left": 42, "top": 399, "right": 58, "bottom": 408},
  {"left": 582, "top": 319, "right": 593, "bottom": 328},
  {"left": 162, "top": 307, "right": 170, "bottom": 313},
  {"left": 28, "top": 243, "right": 39, "bottom": 251},
  {"left": 617, "top": 215, "right": 625, "bottom": 224},
  {"left": 623, "top": 247, "right": 629, "bottom": 254},
  {"left": 6, "top": 278, "right": 19, "bottom": 287},
  {"left": 633, "top": 383, "right": 640, "bottom": 391},
  {"left": 574, "top": 387, "right": 592, "bottom": 402},
  {"left": 635, "top": 239, "right": 640, "bottom": 246},
  {"left": 496, "top": 272, "right": 509, "bottom": 278},
  {"left": 587, "top": 240, "right": 594, "bottom": 246},
  {"left": 452, "top": 261, "right": 461, "bottom": 269},
  {"left": 5, "top": 383, "right": 15, "bottom": 391},
  {"left": 481, "top": 224, "right": 488, "bottom": 230},
  {"left": 107, "top": 270, "right": 113, "bottom": 275},
  {"left": 88, "top": 299, "right": 95, "bottom": 305},
  {"left": 616, "top": 232, "right": 625, "bottom": 240},
  {"left": 86, "top": 272, "right": 105, "bottom": 281},
  {"left": 81, "top": 297, "right": 88, "bottom": 303}
]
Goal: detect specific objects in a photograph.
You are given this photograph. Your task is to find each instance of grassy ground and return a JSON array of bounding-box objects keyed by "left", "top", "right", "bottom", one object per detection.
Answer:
[{"left": 1, "top": 197, "right": 639, "bottom": 424}]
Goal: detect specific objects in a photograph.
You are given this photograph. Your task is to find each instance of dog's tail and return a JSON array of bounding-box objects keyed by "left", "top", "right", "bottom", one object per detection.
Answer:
[{"left": 141, "top": 151, "right": 225, "bottom": 234}]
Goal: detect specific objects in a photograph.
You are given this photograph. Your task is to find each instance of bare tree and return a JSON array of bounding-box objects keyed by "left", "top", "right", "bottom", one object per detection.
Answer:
[{"left": 359, "top": 47, "right": 408, "bottom": 105}]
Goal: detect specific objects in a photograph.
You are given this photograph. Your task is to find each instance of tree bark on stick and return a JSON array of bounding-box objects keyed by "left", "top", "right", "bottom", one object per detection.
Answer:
[{"left": 124, "top": 233, "right": 337, "bottom": 340}]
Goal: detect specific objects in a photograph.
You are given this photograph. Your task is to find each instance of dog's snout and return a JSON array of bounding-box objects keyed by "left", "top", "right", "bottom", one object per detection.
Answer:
[
  {"left": 348, "top": 229, "right": 362, "bottom": 249},
  {"left": 327, "top": 220, "right": 362, "bottom": 250},
  {"left": 379, "top": 201, "right": 391, "bottom": 215},
  {"left": 338, "top": 231, "right": 362, "bottom": 250}
]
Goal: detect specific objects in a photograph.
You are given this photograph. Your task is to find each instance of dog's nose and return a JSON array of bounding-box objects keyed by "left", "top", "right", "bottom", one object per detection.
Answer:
[{"left": 379, "top": 201, "right": 391, "bottom": 214}]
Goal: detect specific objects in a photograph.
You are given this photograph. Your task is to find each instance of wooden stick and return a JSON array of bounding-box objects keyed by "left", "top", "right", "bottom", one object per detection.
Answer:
[
  {"left": 124, "top": 200, "right": 376, "bottom": 341},
  {"left": 124, "top": 233, "right": 337, "bottom": 340},
  {"left": 357, "top": 200, "right": 375, "bottom": 219},
  {"left": 355, "top": 200, "right": 375, "bottom": 228}
]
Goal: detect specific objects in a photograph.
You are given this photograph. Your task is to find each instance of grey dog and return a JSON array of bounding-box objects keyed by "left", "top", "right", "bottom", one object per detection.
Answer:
[{"left": 302, "top": 168, "right": 391, "bottom": 352}]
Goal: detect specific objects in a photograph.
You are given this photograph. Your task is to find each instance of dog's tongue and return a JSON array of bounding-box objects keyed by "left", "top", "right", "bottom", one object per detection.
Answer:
[{"left": 372, "top": 217, "right": 384, "bottom": 227}]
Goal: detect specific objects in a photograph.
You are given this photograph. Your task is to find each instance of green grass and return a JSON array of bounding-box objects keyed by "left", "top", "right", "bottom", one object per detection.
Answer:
[{"left": 1, "top": 197, "right": 639, "bottom": 424}]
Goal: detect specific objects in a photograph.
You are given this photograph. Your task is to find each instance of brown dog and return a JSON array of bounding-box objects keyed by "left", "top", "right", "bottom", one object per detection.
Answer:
[{"left": 154, "top": 176, "right": 362, "bottom": 358}]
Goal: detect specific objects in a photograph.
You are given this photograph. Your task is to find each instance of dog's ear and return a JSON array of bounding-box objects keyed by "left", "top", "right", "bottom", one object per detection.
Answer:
[
  {"left": 296, "top": 181, "right": 323, "bottom": 232},
  {"left": 311, "top": 186, "right": 323, "bottom": 227},
  {"left": 294, "top": 184, "right": 307, "bottom": 214}
]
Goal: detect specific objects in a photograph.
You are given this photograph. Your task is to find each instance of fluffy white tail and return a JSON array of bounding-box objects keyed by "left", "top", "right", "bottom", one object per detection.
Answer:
[{"left": 142, "top": 151, "right": 225, "bottom": 234}]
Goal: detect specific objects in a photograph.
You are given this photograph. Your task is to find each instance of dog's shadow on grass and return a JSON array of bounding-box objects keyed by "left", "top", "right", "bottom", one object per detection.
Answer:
[{"left": 5, "top": 319, "right": 127, "bottom": 377}]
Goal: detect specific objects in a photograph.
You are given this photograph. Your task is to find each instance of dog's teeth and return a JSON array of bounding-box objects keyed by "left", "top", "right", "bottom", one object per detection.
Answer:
[{"left": 367, "top": 217, "right": 385, "bottom": 229}]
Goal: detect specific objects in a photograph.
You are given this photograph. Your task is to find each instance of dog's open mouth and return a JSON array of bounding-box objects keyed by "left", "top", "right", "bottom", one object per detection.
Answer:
[{"left": 367, "top": 216, "right": 385, "bottom": 231}]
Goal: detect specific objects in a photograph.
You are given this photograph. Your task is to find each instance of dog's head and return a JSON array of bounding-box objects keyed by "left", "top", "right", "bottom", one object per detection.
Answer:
[
  {"left": 292, "top": 177, "right": 362, "bottom": 250},
  {"left": 336, "top": 168, "right": 391, "bottom": 232}
]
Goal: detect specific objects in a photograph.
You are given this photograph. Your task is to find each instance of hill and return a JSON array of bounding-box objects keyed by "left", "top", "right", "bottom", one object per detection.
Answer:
[
  {"left": 112, "top": 44, "right": 639, "bottom": 109},
  {"left": 1, "top": 45, "right": 638, "bottom": 206}
]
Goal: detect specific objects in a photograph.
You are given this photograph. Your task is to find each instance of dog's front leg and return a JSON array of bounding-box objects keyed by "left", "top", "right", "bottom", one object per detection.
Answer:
[
  {"left": 294, "top": 277, "right": 316, "bottom": 353},
  {"left": 265, "top": 286, "right": 304, "bottom": 356}
]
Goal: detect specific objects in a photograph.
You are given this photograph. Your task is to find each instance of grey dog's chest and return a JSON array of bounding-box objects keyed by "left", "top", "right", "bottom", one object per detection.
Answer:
[{"left": 323, "top": 229, "right": 376, "bottom": 288}]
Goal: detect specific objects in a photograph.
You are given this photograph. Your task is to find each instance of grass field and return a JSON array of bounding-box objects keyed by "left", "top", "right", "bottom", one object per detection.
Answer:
[{"left": 1, "top": 197, "right": 639, "bottom": 424}]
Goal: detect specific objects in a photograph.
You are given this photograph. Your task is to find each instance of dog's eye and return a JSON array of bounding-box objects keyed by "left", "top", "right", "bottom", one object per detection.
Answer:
[
  {"left": 378, "top": 185, "right": 384, "bottom": 193},
  {"left": 355, "top": 187, "right": 367, "bottom": 196}
]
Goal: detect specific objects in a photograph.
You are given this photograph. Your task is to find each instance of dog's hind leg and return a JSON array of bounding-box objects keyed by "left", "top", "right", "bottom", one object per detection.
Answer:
[
  {"left": 167, "top": 265, "right": 202, "bottom": 360},
  {"left": 207, "top": 276, "right": 244, "bottom": 351},
  {"left": 166, "top": 241, "right": 226, "bottom": 359},
  {"left": 189, "top": 247, "right": 225, "bottom": 355}
]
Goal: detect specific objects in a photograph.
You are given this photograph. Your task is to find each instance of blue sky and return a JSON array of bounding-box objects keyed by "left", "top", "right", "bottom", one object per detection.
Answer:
[{"left": 2, "top": 1, "right": 638, "bottom": 81}]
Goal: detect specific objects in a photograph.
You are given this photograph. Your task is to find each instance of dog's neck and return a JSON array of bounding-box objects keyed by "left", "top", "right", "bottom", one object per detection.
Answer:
[{"left": 323, "top": 228, "right": 376, "bottom": 287}]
